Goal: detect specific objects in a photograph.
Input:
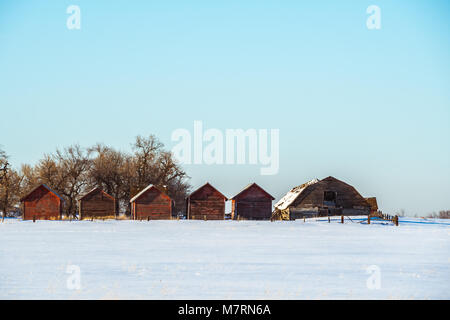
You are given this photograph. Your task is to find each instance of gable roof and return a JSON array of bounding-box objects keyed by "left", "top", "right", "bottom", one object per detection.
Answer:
[
  {"left": 231, "top": 183, "right": 275, "bottom": 200},
  {"left": 274, "top": 179, "right": 319, "bottom": 210},
  {"left": 187, "top": 182, "right": 228, "bottom": 200},
  {"left": 79, "top": 187, "right": 114, "bottom": 201},
  {"left": 20, "top": 184, "right": 65, "bottom": 203},
  {"left": 130, "top": 184, "right": 170, "bottom": 203},
  {"left": 322, "top": 176, "right": 371, "bottom": 207}
]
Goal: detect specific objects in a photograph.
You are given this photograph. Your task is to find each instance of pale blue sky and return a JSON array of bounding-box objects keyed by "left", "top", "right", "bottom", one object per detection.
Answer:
[{"left": 1, "top": 1, "right": 449, "bottom": 216}]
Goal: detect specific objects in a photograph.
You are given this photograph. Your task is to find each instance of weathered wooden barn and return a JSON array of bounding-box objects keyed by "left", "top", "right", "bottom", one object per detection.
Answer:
[
  {"left": 130, "top": 184, "right": 173, "bottom": 220},
  {"left": 273, "top": 176, "right": 371, "bottom": 220},
  {"left": 78, "top": 187, "right": 115, "bottom": 220},
  {"left": 231, "top": 183, "right": 275, "bottom": 220},
  {"left": 20, "top": 184, "right": 64, "bottom": 220},
  {"left": 186, "top": 183, "right": 227, "bottom": 220}
]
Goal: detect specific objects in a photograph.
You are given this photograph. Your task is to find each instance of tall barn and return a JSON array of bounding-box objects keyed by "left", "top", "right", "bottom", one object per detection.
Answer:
[
  {"left": 274, "top": 176, "right": 371, "bottom": 220},
  {"left": 231, "top": 183, "right": 275, "bottom": 220},
  {"left": 20, "top": 184, "right": 64, "bottom": 220},
  {"left": 186, "top": 183, "right": 227, "bottom": 220},
  {"left": 79, "top": 187, "right": 115, "bottom": 220},
  {"left": 130, "top": 184, "right": 172, "bottom": 220}
]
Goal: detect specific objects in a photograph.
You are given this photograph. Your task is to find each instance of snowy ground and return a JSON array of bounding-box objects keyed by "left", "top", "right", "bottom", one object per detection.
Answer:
[{"left": 0, "top": 217, "right": 449, "bottom": 299}]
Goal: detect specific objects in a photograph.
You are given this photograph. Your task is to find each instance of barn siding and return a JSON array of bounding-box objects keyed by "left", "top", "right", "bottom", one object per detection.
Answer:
[
  {"left": 232, "top": 184, "right": 274, "bottom": 220},
  {"left": 79, "top": 189, "right": 115, "bottom": 219},
  {"left": 188, "top": 184, "right": 226, "bottom": 220},
  {"left": 132, "top": 187, "right": 172, "bottom": 220},
  {"left": 22, "top": 185, "right": 62, "bottom": 220}
]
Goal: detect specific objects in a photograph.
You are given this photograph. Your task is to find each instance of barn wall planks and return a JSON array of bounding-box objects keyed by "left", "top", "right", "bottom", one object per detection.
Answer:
[
  {"left": 79, "top": 188, "right": 115, "bottom": 219},
  {"left": 131, "top": 186, "right": 172, "bottom": 220},
  {"left": 21, "top": 185, "right": 62, "bottom": 220},
  {"left": 187, "top": 183, "right": 227, "bottom": 220},
  {"left": 232, "top": 183, "right": 274, "bottom": 220}
]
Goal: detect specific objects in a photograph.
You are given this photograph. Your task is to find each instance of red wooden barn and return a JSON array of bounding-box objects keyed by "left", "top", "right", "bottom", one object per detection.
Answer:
[
  {"left": 130, "top": 184, "right": 173, "bottom": 220},
  {"left": 186, "top": 182, "right": 227, "bottom": 220},
  {"left": 20, "top": 184, "right": 64, "bottom": 220},
  {"left": 79, "top": 187, "right": 115, "bottom": 220},
  {"left": 231, "top": 183, "right": 275, "bottom": 220}
]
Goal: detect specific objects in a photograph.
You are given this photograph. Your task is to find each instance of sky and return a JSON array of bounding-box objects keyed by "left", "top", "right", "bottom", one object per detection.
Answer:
[{"left": 0, "top": 0, "right": 449, "bottom": 216}]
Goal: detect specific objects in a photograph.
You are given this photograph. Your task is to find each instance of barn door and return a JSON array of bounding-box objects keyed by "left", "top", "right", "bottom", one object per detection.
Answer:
[
  {"left": 237, "top": 201, "right": 253, "bottom": 219},
  {"left": 323, "top": 191, "right": 337, "bottom": 208}
]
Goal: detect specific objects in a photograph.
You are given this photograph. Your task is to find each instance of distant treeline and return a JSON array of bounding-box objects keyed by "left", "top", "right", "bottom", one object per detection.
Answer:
[
  {"left": 425, "top": 210, "right": 450, "bottom": 219},
  {"left": 0, "top": 135, "right": 191, "bottom": 219}
]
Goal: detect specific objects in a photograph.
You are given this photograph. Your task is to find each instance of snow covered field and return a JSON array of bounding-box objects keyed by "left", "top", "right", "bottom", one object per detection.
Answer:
[{"left": 0, "top": 217, "right": 449, "bottom": 299}]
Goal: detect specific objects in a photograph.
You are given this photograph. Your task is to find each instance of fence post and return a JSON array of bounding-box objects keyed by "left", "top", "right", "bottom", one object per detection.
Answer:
[
  {"left": 328, "top": 216, "right": 330, "bottom": 223},
  {"left": 33, "top": 215, "right": 36, "bottom": 223},
  {"left": 368, "top": 216, "right": 371, "bottom": 224},
  {"left": 304, "top": 216, "right": 306, "bottom": 223},
  {"left": 204, "top": 215, "right": 207, "bottom": 221},
  {"left": 341, "top": 215, "right": 344, "bottom": 224},
  {"left": 394, "top": 215, "right": 399, "bottom": 226}
]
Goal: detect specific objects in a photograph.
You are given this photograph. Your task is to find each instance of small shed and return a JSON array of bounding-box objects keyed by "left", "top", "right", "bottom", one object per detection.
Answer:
[
  {"left": 79, "top": 187, "right": 115, "bottom": 220},
  {"left": 186, "top": 182, "right": 227, "bottom": 220},
  {"left": 20, "top": 184, "right": 64, "bottom": 220},
  {"left": 365, "top": 197, "right": 378, "bottom": 215},
  {"left": 231, "top": 183, "right": 275, "bottom": 220},
  {"left": 130, "top": 184, "right": 172, "bottom": 220},
  {"left": 273, "top": 176, "right": 371, "bottom": 220}
]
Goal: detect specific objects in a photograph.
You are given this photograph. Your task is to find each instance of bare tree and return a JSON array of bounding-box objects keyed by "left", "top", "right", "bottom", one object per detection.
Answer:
[
  {"left": 0, "top": 148, "right": 10, "bottom": 221},
  {"left": 1, "top": 136, "right": 191, "bottom": 220},
  {"left": 132, "top": 135, "right": 163, "bottom": 189},
  {"left": 0, "top": 148, "right": 25, "bottom": 221},
  {"left": 31, "top": 145, "right": 91, "bottom": 218},
  {"left": 55, "top": 145, "right": 91, "bottom": 218},
  {"left": 0, "top": 168, "right": 23, "bottom": 221},
  {"left": 0, "top": 147, "right": 8, "bottom": 185},
  {"left": 131, "top": 136, "right": 190, "bottom": 215},
  {"left": 88, "top": 144, "right": 134, "bottom": 217}
]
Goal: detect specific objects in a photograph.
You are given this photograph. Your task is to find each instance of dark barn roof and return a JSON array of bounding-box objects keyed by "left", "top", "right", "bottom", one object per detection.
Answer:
[
  {"left": 130, "top": 184, "right": 171, "bottom": 203},
  {"left": 275, "top": 176, "right": 370, "bottom": 210},
  {"left": 231, "top": 183, "right": 275, "bottom": 200},
  {"left": 187, "top": 182, "right": 228, "bottom": 200},
  {"left": 79, "top": 187, "right": 114, "bottom": 201},
  {"left": 20, "top": 184, "right": 65, "bottom": 203}
]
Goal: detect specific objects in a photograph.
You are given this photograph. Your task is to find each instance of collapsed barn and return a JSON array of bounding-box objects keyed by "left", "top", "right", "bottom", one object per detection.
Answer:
[{"left": 273, "top": 176, "right": 373, "bottom": 220}]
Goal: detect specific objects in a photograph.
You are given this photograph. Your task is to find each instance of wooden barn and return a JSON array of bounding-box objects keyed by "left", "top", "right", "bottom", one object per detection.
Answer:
[
  {"left": 273, "top": 176, "right": 371, "bottom": 220},
  {"left": 78, "top": 187, "right": 115, "bottom": 220},
  {"left": 130, "top": 184, "right": 173, "bottom": 220},
  {"left": 20, "top": 184, "right": 64, "bottom": 220},
  {"left": 186, "top": 183, "right": 227, "bottom": 220},
  {"left": 231, "top": 183, "right": 275, "bottom": 220}
]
